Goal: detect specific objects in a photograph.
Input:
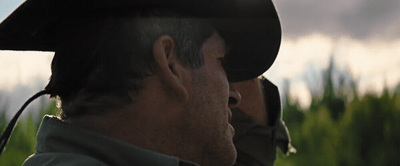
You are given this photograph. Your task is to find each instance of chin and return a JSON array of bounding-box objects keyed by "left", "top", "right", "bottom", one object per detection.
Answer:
[
  {"left": 222, "top": 125, "right": 237, "bottom": 165},
  {"left": 219, "top": 137, "right": 237, "bottom": 165},
  {"left": 201, "top": 138, "right": 237, "bottom": 166},
  {"left": 230, "top": 146, "right": 237, "bottom": 165}
]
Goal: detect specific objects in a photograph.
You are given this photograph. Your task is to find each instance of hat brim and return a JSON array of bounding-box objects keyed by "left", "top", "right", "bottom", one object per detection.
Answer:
[{"left": 0, "top": 0, "right": 281, "bottom": 82}]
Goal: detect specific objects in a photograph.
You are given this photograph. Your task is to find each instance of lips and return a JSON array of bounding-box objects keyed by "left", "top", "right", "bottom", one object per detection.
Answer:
[
  {"left": 228, "top": 123, "right": 235, "bottom": 137},
  {"left": 227, "top": 109, "right": 235, "bottom": 136},
  {"left": 227, "top": 109, "right": 233, "bottom": 123}
]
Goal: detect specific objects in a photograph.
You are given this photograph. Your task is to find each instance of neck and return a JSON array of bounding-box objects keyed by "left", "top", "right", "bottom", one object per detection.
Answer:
[{"left": 66, "top": 78, "right": 188, "bottom": 157}]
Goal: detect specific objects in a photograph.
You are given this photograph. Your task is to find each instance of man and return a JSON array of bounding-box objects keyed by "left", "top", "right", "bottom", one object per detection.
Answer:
[
  {"left": 0, "top": 0, "right": 282, "bottom": 165},
  {"left": 230, "top": 76, "right": 295, "bottom": 166}
]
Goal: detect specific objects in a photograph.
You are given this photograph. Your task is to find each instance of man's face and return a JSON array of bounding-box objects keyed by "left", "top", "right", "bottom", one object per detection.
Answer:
[
  {"left": 181, "top": 32, "right": 236, "bottom": 166},
  {"left": 230, "top": 78, "right": 267, "bottom": 125}
]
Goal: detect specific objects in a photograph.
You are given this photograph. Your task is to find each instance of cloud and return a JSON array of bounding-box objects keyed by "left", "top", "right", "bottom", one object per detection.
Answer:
[
  {"left": 265, "top": 34, "right": 400, "bottom": 101},
  {"left": 0, "top": 51, "right": 53, "bottom": 90},
  {"left": 0, "top": 83, "right": 50, "bottom": 120},
  {"left": 274, "top": 0, "right": 400, "bottom": 40},
  {"left": 265, "top": 34, "right": 333, "bottom": 81}
]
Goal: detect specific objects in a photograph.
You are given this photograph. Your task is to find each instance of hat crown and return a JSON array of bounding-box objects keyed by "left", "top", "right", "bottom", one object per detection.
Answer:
[{"left": 0, "top": 0, "right": 281, "bottom": 82}]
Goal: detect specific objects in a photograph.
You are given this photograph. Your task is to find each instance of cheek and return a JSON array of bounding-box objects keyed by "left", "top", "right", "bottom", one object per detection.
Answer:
[
  {"left": 208, "top": 78, "right": 229, "bottom": 106},
  {"left": 207, "top": 69, "right": 229, "bottom": 98},
  {"left": 217, "top": 76, "right": 230, "bottom": 102}
]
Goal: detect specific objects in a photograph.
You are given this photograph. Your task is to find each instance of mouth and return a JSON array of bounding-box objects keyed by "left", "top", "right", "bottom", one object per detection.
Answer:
[
  {"left": 229, "top": 123, "right": 235, "bottom": 137},
  {"left": 227, "top": 109, "right": 235, "bottom": 136}
]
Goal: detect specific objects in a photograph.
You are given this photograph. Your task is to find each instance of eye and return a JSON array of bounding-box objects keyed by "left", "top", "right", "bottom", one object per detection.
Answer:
[{"left": 218, "top": 57, "right": 228, "bottom": 70}]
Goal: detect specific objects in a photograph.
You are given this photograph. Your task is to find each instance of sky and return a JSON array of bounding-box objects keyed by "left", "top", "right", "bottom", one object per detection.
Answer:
[
  {"left": 0, "top": 0, "right": 399, "bottom": 115},
  {"left": 265, "top": 0, "right": 400, "bottom": 107}
]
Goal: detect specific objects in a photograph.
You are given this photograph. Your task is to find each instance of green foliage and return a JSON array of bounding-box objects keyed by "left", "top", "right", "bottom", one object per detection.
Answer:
[
  {"left": 338, "top": 92, "right": 400, "bottom": 166},
  {"left": 278, "top": 90, "right": 400, "bottom": 166},
  {"left": 0, "top": 101, "right": 58, "bottom": 166},
  {"left": 276, "top": 58, "right": 400, "bottom": 166}
]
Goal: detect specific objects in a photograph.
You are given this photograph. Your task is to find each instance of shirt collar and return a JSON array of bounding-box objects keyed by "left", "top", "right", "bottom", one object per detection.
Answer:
[{"left": 36, "top": 115, "right": 198, "bottom": 166}]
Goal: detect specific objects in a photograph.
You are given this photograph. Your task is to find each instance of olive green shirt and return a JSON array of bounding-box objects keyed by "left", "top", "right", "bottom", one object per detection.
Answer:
[{"left": 23, "top": 115, "right": 197, "bottom": 166}]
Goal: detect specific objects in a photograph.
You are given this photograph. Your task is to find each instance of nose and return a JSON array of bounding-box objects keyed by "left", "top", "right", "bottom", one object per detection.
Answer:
[{"left": 228, "top": 86, "right": 242, "bottom": 109}]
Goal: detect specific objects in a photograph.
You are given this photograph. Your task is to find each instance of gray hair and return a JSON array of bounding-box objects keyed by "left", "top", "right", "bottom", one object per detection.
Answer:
[{"left": 49, "top": 14, "right": 215, "bottom": 119}]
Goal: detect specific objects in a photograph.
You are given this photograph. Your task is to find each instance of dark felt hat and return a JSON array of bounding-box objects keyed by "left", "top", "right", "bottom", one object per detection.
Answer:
[{"left": 0, "top": 0, "right": 281, "bottom": 82}]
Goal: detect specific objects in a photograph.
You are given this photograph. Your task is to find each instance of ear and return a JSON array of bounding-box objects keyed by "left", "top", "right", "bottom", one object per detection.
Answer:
[{"left": 153, "top": 35, "right": 188, "bottom": 102}]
